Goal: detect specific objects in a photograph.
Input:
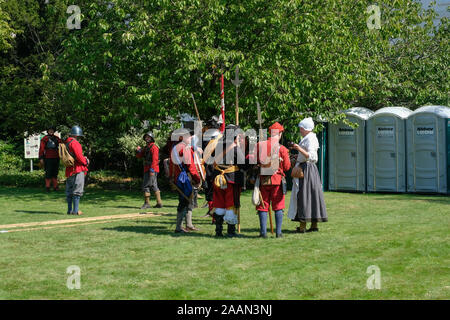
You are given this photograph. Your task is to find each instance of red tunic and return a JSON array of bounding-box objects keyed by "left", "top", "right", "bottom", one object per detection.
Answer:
[
  {"left": 255, "top": 138, "right": 291, "bottom": 211},
  {"left": 64, "top": 137, "right": 88, "bottom": 178},
  {"left": 39, "top": 135, "right": 62, "bottom": 159},
  {"left": 169, "top": 142, "right": 200, "bottom": 185},
  {"left": 136, "top": 142, "right": 160, "bottom": 173},
  {"left": 256, "top": 138, "right": 291, "bottom": 185}
]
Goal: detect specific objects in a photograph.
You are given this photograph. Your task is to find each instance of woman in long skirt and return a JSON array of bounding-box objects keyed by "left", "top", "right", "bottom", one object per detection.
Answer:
[{"left": 287, "top": 117, "right": 328, "bottom": 232}]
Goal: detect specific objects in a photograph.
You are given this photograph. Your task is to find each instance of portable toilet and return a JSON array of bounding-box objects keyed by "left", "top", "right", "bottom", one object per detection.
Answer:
[
  {"left": 328, "top": 107, "right": 374, "bottom": 192},
  {"left": 406, "top": 105, "right": 450, "bottom": 194},
  {"left": 367, "top": 107, "right": 412, "bottom": 192}
]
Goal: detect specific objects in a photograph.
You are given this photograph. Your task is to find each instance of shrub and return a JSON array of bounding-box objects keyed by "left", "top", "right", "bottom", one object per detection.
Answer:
[
  {"left": 0, "top": 140, "right": 25, "bottom": 171},
  {"left": 0, "top": 169, "right": 44, "bottom": 187}
]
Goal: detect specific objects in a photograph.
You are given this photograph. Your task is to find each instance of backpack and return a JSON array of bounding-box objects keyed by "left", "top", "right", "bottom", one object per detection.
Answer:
[
  {"left": 59, "top": 140, "right": 75, "bottom": 167},
  {"left": 46, "top": 136, "right": 59, "bottom": 150}
]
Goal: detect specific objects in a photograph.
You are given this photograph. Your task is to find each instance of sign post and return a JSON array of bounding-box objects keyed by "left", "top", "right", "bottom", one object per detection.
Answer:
[{"left": 24, "top": 133, "right": 41, "bottom": 172}]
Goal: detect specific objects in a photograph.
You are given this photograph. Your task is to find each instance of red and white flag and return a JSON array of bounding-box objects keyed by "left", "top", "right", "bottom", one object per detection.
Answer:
[{"left": 219, "top": 74, "right": 225, "bottom": 132}]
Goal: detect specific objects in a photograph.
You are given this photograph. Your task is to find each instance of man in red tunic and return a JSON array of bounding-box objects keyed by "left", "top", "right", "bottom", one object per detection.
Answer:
[
  {"left": 136, "top": 132, "right": 162, "bottom": 209},
  {"left": 64, "top": 126, "right": 89, "bottom": 215},
  {"left": 38, "top": 126, "right": 62, "bottom": 192},
  {"left": 255, "top": 122, "right": 291, "bottom": 238},
  {"left": 169, "top": 129, "right": 201, "bottom": 233}
]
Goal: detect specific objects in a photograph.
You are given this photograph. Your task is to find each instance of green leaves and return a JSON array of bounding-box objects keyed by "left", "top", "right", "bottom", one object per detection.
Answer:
[{"left": 0, "top": 0, "right": 447, "bottom": 165}]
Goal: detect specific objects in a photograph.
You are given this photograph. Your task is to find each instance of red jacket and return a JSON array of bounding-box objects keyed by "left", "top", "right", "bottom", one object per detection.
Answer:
[
  {"left": 169, "top": 142, "right": 200, "bottom": 185},
  {"left": 136, "top": 142, "right": 160, "bottom": 173},
  {"left": 65, "top": 137, "right": 88, "bottom": 178},
  {"left": 256, "top": 138, "right": 291, "bottom": 185},
  {"left": 39, "top": 135, "right": 62, "bottom": 159}
]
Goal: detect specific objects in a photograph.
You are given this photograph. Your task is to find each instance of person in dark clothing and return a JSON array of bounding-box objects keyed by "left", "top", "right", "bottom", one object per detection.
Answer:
[
  {"left": 211, "top": 124, "right": 249, "bottom": 237},
  {"left": 39, "top": 126, "right": 62, "bottom": 192}
]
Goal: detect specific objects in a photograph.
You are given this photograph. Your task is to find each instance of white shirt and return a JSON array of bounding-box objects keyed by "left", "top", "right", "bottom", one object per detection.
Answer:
[{"left": 296, "top": 132, "right": 319, "bottom": 164}]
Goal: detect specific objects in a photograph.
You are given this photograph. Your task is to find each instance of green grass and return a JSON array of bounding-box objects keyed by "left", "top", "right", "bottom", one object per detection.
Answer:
[{"left": 0, "top": 186, "right": 449, "bottom": 299}]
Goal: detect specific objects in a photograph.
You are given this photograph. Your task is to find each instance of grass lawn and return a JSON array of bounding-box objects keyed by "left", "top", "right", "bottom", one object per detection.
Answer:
[{"left": 0, "top": 185, "right": 448, "bottom": 299}]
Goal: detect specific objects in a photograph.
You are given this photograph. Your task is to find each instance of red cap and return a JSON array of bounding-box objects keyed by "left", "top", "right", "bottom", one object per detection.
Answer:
[{"left": 269, "top": 122, "right": 284, "bottom": 133}]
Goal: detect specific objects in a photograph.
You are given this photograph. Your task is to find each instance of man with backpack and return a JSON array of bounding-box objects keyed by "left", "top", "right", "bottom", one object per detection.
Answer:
[
  {"left": 169, "top": 129, "right": 201, "bottom": 233},
  {"left": 38, "top": 126, "right": 62, "bottom": 192},
  {"left": 64, "top": 125, "right": 89, "bottom": 215},
  {"left": 136, "top": 131, "right": 163, "bottom": 209}
]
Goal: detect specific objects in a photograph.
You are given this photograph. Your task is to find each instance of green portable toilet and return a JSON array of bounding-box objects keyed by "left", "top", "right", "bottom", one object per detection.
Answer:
[
  {"left": 367, "top": 107, "right": 412, "bottom": 192},
  {"left": 406, "top": 105, "right": 450, "bottom": 194},
  {"left": 328, "top": 107, "right": 374, "bottom": 192}
]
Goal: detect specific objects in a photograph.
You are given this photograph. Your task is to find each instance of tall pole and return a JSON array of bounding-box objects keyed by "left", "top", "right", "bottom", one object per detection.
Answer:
[
  {"left": 220, "top": 74, "right": 225, "bottom": 132},
  {"left": 256, "top": 101, "right": 265, "bottom": 141},
  {"left": 231, "top": 66, "right": 243, "bottom": 126}
]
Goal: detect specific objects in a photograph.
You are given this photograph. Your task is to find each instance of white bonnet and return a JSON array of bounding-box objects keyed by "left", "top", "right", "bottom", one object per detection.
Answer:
[{"left": 298, "top": 117, "right": 314, "bottom": 131}]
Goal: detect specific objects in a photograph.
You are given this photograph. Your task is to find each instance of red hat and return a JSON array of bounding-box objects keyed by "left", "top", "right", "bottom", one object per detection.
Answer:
[{"left": 269, "top": 122, "right": 284, "bottom": 133}]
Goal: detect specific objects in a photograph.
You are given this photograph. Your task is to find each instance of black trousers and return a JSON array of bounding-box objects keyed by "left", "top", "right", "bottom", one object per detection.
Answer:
[{"left": 44, "top": 158, "right": 59, "bottom": 179}]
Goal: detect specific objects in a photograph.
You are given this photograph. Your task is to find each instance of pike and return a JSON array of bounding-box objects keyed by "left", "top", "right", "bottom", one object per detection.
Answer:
[
  {"left": 231, "top": 66, "right": 243, "bottom": 232},
  {"left": 191, "top": 93, "right": 206, "bottom": 182},
  {"left": 256, "top": 101, "right": 265, "bottom": 141},
  {"left": 256, "top": 100, "right": 273, "bottom": 234},
  {"left": 231, "top": 66, "right": 243, "bottom": 126}
]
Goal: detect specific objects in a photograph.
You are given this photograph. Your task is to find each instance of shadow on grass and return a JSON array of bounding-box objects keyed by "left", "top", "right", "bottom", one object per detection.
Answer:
[
  {"left": 102, "top": 224, "right": 261, "bottom": 239},
  {"left": 14, "top": 210, "right": 63, "bottom": 215},
  {"left": 102, "top": 225, "right": 213, "bottom": 238}
]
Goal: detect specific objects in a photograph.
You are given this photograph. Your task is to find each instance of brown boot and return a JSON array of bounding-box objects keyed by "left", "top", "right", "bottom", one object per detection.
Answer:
[
  {"left": 296, "top": 222, "right": 307, "bottom": 233},
  {"left": 154, "top": 191, "right": 163, "bottom": 208},
  {"left": 140, "top": 192, "right": 151, "bottom": 210},
  {"left": 306, "top": 221, "right": 319, "bottom": 232}
]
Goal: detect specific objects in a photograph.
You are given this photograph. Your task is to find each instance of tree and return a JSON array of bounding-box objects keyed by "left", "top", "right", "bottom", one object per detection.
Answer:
[{"left": 1, "top": 0, "right": 447, "bottom": 166}]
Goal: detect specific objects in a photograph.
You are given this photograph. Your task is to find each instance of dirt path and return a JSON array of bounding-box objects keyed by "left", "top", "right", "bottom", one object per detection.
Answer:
[{"left": 0, "top": 211, "right": 172, "bottom": 232}]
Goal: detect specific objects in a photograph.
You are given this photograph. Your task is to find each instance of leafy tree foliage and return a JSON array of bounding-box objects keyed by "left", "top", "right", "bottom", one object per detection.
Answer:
[{"left": 0, "top": 0, "right": 448, "bottom": 167}]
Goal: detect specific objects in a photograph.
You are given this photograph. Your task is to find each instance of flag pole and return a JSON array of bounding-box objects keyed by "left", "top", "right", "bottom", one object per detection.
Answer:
[{"left": 220, "top": 74, "right": 225, "bottom": 132}]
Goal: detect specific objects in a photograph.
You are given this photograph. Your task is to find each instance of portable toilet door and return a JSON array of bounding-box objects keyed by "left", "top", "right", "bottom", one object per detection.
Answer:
[
  {"left": 367, "top": 107, "right": 412, "bottom": 192},
  {"left": 328, "top": 107, "right": 374, "bottom": 192},
  {"left": 406, "top": 105, "right": 450, "bottom": 194}
]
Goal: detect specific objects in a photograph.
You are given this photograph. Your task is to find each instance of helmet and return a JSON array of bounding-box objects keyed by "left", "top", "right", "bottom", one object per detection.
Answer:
[
  {"left": 203, "top": 128, "right": 221, "bottom": 142},
  {"left": 206, "top": 116, "right": 220, "bottom": 129},
  {"left": 69, "top": 125, "right": 84, "bottom": 137},
  {"left": 143, "top": 131, "right": 154, "bottom": 141}
]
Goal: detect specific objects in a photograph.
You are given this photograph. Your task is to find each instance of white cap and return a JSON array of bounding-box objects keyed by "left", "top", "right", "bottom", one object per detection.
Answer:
[{"left": 298, "top": 117, "right": 314, "bottom": 131}]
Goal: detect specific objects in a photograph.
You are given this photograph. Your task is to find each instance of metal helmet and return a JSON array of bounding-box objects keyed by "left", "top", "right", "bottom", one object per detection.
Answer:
[
  {"left": 203, "top": 128, "right": 221, "bottom": 142},
  {"left": 69, "top": 125, "right": 84, "bottom": 137},
  {"left": 143, "top": 131, "right": 154, "bottom": 141}
]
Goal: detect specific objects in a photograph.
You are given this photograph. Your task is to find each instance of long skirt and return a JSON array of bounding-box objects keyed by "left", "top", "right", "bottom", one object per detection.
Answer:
[{"left": 288, "top": 162, "right": 328, "bottom": 223}]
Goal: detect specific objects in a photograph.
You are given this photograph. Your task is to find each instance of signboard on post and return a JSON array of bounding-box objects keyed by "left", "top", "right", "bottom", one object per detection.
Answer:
[{"left": 24, "top": 134, "right": 41, "bottom": 159}]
